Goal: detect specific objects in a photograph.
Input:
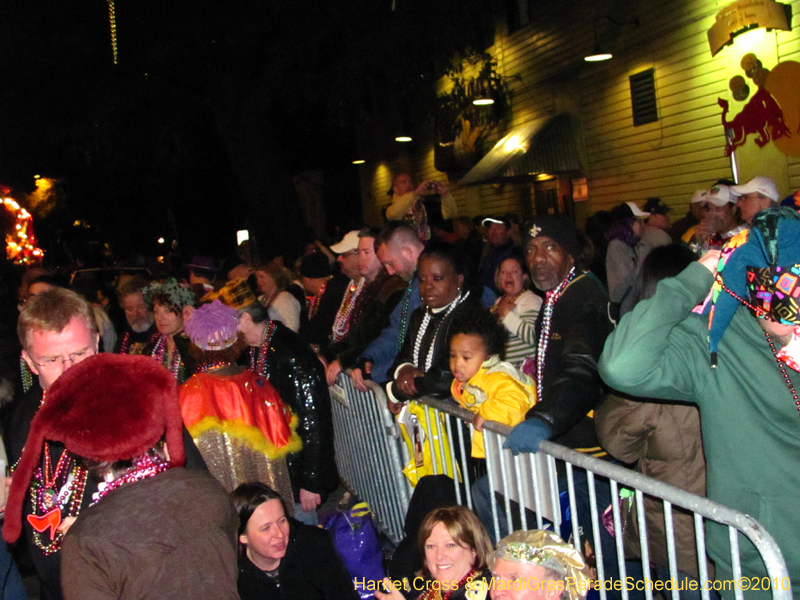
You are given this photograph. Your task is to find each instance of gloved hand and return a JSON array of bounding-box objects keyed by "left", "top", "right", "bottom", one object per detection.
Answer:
[{"left": 503, "top": 418, "right": 552, "bottom": 455}]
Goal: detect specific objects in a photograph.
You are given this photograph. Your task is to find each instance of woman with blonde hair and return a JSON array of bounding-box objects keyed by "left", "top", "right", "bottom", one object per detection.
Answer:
[
  {"left": 377, "top": 505, "right": 493, "bottom": 600},
  {"left": 251, "top": 263, "right": 302, "bottom": 332}
]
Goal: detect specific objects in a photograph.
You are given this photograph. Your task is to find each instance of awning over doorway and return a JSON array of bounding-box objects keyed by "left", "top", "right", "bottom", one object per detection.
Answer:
[{"left": 459, "top": 114, "right": 580, "bottom": 185}]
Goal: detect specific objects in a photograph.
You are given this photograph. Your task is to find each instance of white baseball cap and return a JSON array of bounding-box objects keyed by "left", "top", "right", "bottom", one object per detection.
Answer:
[
  {"left": 624, "top": 202, "right": 649, "bottom": 218},
  {"left": 704, "top": 185, "right": 739, "bottom": 207},
  {"left": 731, "top": 176, "right": 780, "bottom": 202},
  {"left": 330, "top": 230, "right": 361, "bottom": 254},
  {"left": 691, "top": 189, "right": 708, "bottom": 204}
]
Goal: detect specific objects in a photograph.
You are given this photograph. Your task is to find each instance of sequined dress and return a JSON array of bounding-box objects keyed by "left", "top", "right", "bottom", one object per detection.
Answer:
[{"left": 179, "top": 370, "right": 300, "bottom": 509}]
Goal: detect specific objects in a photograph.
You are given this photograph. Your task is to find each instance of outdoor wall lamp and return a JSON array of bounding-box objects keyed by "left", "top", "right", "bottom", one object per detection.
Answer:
[{"left": 584, "top": 15, "right": 640, "bottom": 62}]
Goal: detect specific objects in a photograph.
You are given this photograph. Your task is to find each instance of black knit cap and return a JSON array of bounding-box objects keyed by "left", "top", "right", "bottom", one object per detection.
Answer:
[
  {"left": 525, "top": 215, "right": 581, "bottom": 260},
  {"left": 300, "top": 252, "right": 331, "bottom": 278}
]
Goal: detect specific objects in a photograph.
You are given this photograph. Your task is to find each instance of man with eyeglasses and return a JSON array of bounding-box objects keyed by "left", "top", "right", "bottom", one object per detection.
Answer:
[
  {"left": 5, "top": 288, "right": 99, "bottom": 600},
  {"left": 6, "top": 288, "right": 206, "bottom": 599}
]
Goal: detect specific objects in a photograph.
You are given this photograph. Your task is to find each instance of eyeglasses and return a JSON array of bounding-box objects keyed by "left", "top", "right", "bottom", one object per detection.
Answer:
[{"left": 28, "top": 348, "right": 94, "bottom": 370}]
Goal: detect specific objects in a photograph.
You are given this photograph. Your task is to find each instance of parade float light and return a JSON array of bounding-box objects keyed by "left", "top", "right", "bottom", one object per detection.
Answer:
[{"left": 3, "top": 197, "right": 43, "bottom": 264}]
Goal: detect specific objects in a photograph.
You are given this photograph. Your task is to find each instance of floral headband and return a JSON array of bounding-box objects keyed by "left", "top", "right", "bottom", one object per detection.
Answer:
[{"left": 142, "top": 278, "right": 196, "bottom": 310}]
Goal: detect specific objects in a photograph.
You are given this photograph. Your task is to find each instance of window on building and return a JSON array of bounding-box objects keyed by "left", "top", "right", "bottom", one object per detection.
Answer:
[
  {"left": 630, "top": 68, "right": 658, "bottom": 126},
  {"left": 506, "top": 0, "right": 531, "bottom": 34}
]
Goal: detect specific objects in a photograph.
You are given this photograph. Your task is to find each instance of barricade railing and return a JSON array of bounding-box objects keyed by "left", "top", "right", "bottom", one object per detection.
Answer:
[
  {"left": 329, "top": 374, "right": 411, "bottom": 544},
  {"left": 328, "top": 376, "right": 792, "bottom": 599},
  {"left": 420, "top": 395, "right": 793, "bottom": 600}
]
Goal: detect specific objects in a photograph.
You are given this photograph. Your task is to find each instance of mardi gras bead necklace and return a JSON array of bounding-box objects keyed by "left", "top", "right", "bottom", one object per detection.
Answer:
[
  {"left": 308, "top": 277, "right": 331, "bottom": 320},
  {"left": 489, "top": 290, "right": 525, "bottom": 316},
  {"left": 151, "top": 334, "right": 183, "bottom": 379},
  {"left": 28, "top": 443, "right": 87, "bottom": 555},
  {"left": 332, "top": 278, "right": 365, "bottom": 343},
  {"left": 715, "top": 273, "right": 800, "bottom": 411},
  {"left": 20, "top": 355, "right": 33, "bottom": 393},
  {"left": 397, "top": 278, "right": 415, "bottom": 353},
  {"left": 535, "top": 267, "right": 576, "bottom": 400},
  {"left": 413, "top": 291, "right": 469, "bottom": 372},
  {"left": 91, "top": 453, "right": 171, "bottom": 504},
  {"left": 765, "top": 332, "right": 800, "bottom": 412},
  {"left": 714, "top": 273, "right": 767, "bottom": 318},
  {"left": 249, "top": 321, "right": 278, "bottom": 376}
]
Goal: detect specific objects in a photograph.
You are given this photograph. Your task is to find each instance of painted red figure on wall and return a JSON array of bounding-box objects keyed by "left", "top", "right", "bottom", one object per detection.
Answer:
[{"left": 719, "top": 86, "right": 791, "bottom": 155}]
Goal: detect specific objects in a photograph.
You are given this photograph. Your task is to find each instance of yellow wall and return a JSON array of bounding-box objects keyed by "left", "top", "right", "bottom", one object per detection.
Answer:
[{"left": 358, "top": 0, "right": 800, "bottom": 224}]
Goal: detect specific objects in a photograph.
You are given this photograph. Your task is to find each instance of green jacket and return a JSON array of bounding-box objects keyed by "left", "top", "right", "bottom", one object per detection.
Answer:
[{"left": 599, "top": 263, "right": 799, "bottom": 598}]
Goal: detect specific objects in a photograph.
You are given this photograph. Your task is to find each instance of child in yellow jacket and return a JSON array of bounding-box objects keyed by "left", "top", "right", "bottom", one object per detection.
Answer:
[{"left": 448, "top": 307, "right": 537, "bottom": 458}]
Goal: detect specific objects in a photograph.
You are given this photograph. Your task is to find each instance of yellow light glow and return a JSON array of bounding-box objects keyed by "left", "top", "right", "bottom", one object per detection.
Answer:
[
  {"left": 395, "top": 136, "right": 413, "bottom": 142},
  {"left": 472, "top": 98, "right": 495, "bottom": 105},
  {"left": 352, "top": 160, "right": 366, "bottom": 165},
  {"left": 585, "top": 52, "right": 613, "bottom": 62},
  {"left": 157, "top": 237, "right": 165, "bottom": 244},
  {"left": 731, "top": 27, "right": 769, "bottom": 53},
  {"left": 502, "top": 134, "right": 528, "bottom": 154}
]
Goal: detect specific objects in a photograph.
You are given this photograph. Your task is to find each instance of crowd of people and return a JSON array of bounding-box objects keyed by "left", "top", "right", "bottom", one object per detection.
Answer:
[{"left": 0, "top": 170, "right": 797, "bottom": 599}]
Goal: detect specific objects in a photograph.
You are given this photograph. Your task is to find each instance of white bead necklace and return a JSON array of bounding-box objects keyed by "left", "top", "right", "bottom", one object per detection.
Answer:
[{"left": 413, "top": 291, "right": 470, "bottom": 372}]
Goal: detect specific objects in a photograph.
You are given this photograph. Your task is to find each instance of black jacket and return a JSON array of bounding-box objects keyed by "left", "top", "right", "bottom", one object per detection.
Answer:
[
  {"left": 389, "top": 297, "right": 483, "bottom": 401},
  {"left": 322, "top": 272, "right": 406, "bottom": 369},
  {"left": 526, "top": 273, "right": 612, "bottom": 453},
  {"left": 247, "top": 321, "right": 339, "bottom": 500},
  {"left": 238, "top": 518, "right": 358, "bottom": 600},
  {"left": 299, "top": 272, "right": 349, "bottom": 350}
]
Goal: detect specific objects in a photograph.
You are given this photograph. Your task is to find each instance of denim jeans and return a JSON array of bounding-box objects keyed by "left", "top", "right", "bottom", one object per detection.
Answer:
[{"left": 472, "top": 466, "right": 622, "bottom": 599}]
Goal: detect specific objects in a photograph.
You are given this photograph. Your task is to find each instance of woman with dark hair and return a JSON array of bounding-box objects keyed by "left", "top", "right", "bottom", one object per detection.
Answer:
[
  {"left": 233, "top": 482, "right": 358, "bottom": 600},
  {"left": 490, "top": 255, "right": 541, "bottom": 368},
  {"left": 596, "top": 243, "right": 708, "bottom": 596},
  {"left": 142, "top": 279, "right": 196, "bottom": 383},
  {"left": 605, "top": 203, "right": 648, "bottom": 305},
  {"left": 386, "top": 244, "right": 481, "bottom": 408},
  {"left": 376, "top": 505, "right": 492, "bottom": 600}
]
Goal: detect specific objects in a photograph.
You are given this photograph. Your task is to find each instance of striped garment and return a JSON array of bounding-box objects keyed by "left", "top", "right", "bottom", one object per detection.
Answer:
[{"left": 496, "top": 290, "right": 542, "bottom": 369}]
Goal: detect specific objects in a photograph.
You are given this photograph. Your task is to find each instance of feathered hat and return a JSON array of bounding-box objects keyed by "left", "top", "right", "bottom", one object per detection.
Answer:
[{"left": 3, "top": 353, "right": 186, "bottom": 543}]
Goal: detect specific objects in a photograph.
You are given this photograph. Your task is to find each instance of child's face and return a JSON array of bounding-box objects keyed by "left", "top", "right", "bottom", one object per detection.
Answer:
[{"left": 449, "top": 333, "right": 489, "bottom": 383}]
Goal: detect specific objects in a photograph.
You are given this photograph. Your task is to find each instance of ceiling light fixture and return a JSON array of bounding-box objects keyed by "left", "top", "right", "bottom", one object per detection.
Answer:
[{"left": 584, "top": 15, "right": 640, "bottom": 62}]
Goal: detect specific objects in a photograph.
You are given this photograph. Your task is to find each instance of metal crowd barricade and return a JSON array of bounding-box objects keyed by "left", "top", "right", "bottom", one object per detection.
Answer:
[
  {"left": 328, "top": 374, "right": 412, "bottom": 544},
  {"left": 415, "top": 396, "right": 793, "bottom": 600},
  {"left": 327, "top": 377, "right": 792, "bottom": 599}
]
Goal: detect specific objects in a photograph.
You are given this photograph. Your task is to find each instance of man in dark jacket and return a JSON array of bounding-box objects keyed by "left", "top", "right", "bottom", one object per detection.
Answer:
[
  {"left": 484, "top": 216, "right": 619, "bottom": 594},
  {"left": 505, "top": 215, "right": 611, "bottom": 455}
]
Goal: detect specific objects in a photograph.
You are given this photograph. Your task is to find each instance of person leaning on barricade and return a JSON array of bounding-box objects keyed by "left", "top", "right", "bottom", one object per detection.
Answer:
[
  {"left": 600, "top": 206, "right": 800, "bottom": 595},
  {"left": 490, "top": 530, "right": 591, "bottom": 600}
]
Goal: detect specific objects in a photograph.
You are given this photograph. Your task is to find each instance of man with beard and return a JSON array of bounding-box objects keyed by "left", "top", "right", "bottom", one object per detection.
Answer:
[
  {"left": 480, "top": 216, "right": 617, "bottom": 593},
  {"left": 505, "top": 216, "right": 612, "bottom": 455},
  {"left": 114, "top": 275, "right": 157, "bottom": 354}
]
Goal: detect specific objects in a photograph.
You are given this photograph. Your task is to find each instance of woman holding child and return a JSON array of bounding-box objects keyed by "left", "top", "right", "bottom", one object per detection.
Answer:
[{"left": 386, "top": 244, "right": 481, "bottom": 406}]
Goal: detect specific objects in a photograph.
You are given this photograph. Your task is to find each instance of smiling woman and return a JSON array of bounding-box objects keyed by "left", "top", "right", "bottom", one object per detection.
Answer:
[
  {"left": 233, "top": 482, "right": 359, "bottom": 600},
  {"left": 376, "top": 506, "right": 493, "bottom": 600}
]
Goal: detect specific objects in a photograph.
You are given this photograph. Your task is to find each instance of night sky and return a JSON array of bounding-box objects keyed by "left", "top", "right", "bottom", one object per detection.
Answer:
[{"left": 0, "top": 0, "right": 489, "bottom": 266}]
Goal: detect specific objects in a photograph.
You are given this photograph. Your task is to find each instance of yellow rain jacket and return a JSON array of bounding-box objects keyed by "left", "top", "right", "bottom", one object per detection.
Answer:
[{"left": 450, "top": 356, "right": 537, "bottom": 458}]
